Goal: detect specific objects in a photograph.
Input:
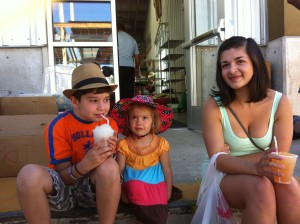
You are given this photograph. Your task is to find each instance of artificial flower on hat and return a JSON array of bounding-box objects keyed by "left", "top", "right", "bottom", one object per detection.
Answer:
[
  {"left": 63, "top": 63, "right": 118, "bottom": 99},
  {"left": 110, "top": 95, "right": 173, "bottom": 136}
]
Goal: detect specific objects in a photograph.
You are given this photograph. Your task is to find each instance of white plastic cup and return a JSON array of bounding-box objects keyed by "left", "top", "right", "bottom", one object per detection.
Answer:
[{"left": 93, "top": 124, "right": 114, "bottom": 144}]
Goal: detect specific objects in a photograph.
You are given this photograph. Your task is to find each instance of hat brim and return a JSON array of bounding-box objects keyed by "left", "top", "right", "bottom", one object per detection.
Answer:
[
  {"left": 63, "top": 83, "right": 118, "bottom": 99},
  {"left": 110, "top": 98, "right": 173, "bottom": 136}
]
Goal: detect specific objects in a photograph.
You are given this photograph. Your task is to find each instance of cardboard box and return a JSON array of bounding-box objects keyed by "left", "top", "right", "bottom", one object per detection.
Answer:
[
  {"left": 0, "top": 96, "right": 58, "bottom": 177},
  {"left": 0, "top": 96, "right": 57, "bottom": 115}
]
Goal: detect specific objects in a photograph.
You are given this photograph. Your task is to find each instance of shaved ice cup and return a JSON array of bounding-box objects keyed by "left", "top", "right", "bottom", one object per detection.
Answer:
[
  {"left": 272, "top": 152, "right": 298, "bottom": 184},
  {"left": 93, "top": 115, "right": 114, "bottom": 144}
]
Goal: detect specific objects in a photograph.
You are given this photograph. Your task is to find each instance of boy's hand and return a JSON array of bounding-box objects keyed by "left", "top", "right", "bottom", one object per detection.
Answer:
[
  {"left": 78, "top": 132, "right": 118, "bottom": 173},
  {"left": 80, "top": 138, "right": 115, "bottom": 173}
]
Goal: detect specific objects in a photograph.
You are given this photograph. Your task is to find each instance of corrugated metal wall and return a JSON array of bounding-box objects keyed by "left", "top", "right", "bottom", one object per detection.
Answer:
[
  {"left": 158, "top": 0, "right": 186, "bottom": 99},
  {"left": 0, "top": 0, "right": 47, "bottom": 46},
  {"left": 163, "top": 0, "right": 185, "bottom": 40},
  {"left": 0, "top": 0, "right": 47, "bottom": 95}
]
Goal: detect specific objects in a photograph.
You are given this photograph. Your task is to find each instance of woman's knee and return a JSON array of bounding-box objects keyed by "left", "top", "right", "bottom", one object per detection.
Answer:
[
  {"left": 248, "top": 177, "right": 276, "bottom": 204},
  {"left": 275, "top": 177, "right": 300, "bottom": 202},
  {"left": 222, "top": 175, "right": 276, "bottom": 208}
]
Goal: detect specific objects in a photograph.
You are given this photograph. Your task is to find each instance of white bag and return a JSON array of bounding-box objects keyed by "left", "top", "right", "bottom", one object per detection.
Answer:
[{"left": 191, "top": 152, "right": 239, "bottom": 224}]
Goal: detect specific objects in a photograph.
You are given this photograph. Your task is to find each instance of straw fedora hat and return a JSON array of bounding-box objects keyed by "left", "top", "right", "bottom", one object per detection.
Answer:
[{"left": 63, "top": 63, "right": 118, "bottom": 99}]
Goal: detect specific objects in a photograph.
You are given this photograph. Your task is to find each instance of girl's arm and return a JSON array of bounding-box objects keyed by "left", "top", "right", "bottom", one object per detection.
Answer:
[
  {"left": 160, "top": 151, "right": 173, "bottom": 200},
  {"left": 116, "top": 153, "right": 126, "bottom": 174},
  {"left": 116, "top": 152, "right": 130, "bottom": 203}
]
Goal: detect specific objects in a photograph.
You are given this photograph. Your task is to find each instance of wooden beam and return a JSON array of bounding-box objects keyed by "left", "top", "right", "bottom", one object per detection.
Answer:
[{"left": 53, "top": 22, "right": 112, "bottom": 28}]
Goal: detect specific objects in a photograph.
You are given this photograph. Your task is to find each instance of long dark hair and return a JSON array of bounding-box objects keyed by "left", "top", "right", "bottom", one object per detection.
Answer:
[{"left": 211, "top": 36, "right": 270, "bottom": 106}]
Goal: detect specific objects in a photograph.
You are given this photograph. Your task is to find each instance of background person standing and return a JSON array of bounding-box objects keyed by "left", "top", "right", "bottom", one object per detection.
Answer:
[{"left": 108, "top": 22, "right": 141, "bottom": 99}]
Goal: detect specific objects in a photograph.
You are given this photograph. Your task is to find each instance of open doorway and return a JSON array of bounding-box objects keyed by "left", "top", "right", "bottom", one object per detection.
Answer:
[
  {"left": 115, "top": 0, "right": 149, "bottom": 43},
  {"left": 115, "top": 0, "right": 187, "bottom": 127}
]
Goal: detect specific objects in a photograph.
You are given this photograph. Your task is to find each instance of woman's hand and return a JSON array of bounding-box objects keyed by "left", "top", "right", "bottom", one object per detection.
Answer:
[
  {"left": 223, "top": 144, "right": 230, "bottom": 154},
  {"left": 256, "top": 147, "right": 284, "bottom": 178}
]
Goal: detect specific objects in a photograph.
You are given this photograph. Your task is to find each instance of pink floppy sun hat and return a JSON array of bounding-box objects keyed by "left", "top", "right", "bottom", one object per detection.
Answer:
[{"left": 110, "top": 95, "right": 173, "bottom": 136}]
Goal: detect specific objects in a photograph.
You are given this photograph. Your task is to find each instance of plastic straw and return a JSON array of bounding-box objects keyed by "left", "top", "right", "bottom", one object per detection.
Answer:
[
  {"left": 101, "top": 115, "right": 109, "bottom": 125},
  {"left": 274, "top": 136, "right": 278, "bottom": 155}
]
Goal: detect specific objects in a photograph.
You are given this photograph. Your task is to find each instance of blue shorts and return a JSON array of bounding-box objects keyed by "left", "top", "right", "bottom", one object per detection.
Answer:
[{"left": 47, "top": 168, "right": 96, "bottom": 211}]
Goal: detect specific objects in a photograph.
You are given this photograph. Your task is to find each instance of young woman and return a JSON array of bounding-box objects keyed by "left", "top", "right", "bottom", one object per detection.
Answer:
[
  {"left": 200, "top": 36, "right": 300, "bottom": 223},
  {"left": 110, "top": 95, "right": 173, "bottom": 224}
]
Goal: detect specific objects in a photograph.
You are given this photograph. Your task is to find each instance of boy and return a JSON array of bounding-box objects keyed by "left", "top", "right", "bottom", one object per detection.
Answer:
[{"left": 16, "top": 63, "right": 121, "bottom": 224}]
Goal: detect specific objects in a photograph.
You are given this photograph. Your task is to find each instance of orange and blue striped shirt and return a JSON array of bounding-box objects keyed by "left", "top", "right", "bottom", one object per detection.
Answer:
[{"left": 45, "top": 110, "right": 118, "bottom": 170}]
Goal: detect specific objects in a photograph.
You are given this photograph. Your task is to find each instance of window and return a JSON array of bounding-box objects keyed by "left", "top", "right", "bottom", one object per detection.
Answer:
[
  {"left": 195, "top": 0, "right": 267, "bottom": 45},
  {"left": 52, "top": 1, "right": 112, "bottom": 42},
  {"left": 47, "top": 0, "right": 119, "bottom": 98},
  {"left": 47, "top": 0, "right": 118, "bottom": 68},
  {"left": 54, "top": 47, "right": 113, "bottom": 66}
]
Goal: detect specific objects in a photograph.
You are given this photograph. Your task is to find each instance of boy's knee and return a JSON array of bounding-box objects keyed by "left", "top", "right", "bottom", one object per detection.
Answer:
[
  {"left": 17, "top": 164, "right": 35, "bottom": 181},
  {"left": 93, "top": 158, "right": 120, "bottom": 180},
  {"left": 17, "top": 164, "right": 47, "bottom": 189}
]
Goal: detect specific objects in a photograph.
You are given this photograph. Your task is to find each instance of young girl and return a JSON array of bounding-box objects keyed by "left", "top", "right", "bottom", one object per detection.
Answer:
[{"left": 110, "top": 95, "right": 173, "bottom": 224}]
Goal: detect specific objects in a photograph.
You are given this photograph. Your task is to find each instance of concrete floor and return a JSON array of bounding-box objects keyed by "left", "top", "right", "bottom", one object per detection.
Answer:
[{"left": 160, "top": 128, "right": 204, "bottom": 183}]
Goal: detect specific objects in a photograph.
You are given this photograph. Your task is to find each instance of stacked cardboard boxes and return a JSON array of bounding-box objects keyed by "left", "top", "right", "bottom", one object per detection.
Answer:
[{"left": 0, "top": 96, "right": 58, "bottom": 177}]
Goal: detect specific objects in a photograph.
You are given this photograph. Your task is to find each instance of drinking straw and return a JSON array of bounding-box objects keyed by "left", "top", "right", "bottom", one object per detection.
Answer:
[
  {"left": 274, "top": 136, "right": 278, "bottom": 155},
  {"left": 101, "top": 115, "right": 109, "bottom": 125},
  {"left": 273, "top": 136, "right": 280, "bottom": 180}
]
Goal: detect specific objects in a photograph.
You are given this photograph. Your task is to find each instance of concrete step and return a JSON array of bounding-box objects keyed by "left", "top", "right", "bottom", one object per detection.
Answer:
[
  {"left": 0, "top": 178, "right": 198, "bottom": 224},
  {"left": 0, "top": 206, "right": 194, "bottom": 224},
  {"left": 2, "top": 177, "right": 300, "bottom": 223}
]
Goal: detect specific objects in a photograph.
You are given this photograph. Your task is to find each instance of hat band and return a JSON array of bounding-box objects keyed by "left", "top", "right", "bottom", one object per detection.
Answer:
[{"left": 73, "top": 77, "right": 109, "bottom": 89}]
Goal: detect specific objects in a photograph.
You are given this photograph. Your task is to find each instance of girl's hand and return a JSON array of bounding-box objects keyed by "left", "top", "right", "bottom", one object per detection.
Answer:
[
  {"left": 107, "top": 135, "right": 118, "bottom": 153},
  {"left": 256, "top": 147, "right": 284, "bottom": 178},
  {"left": 94, "top": 132, "right": 118, "bottom": 153}
]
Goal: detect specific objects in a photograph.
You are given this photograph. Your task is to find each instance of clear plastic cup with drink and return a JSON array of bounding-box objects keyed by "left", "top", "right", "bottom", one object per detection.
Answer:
[
  {"left": 93, "top": 115, "right": 114, "bottom": 145},
  {"left": 272, "top": 152, "right": 298, "bottom": 184}
]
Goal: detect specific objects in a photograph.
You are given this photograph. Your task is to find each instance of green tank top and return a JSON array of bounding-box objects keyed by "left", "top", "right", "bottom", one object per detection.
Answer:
[
  {"left": 200, "top": 91, "right": 282, "bottom": 178},
  {"left": 220, "top": 91, "right": 282, "bottom": 156}
]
